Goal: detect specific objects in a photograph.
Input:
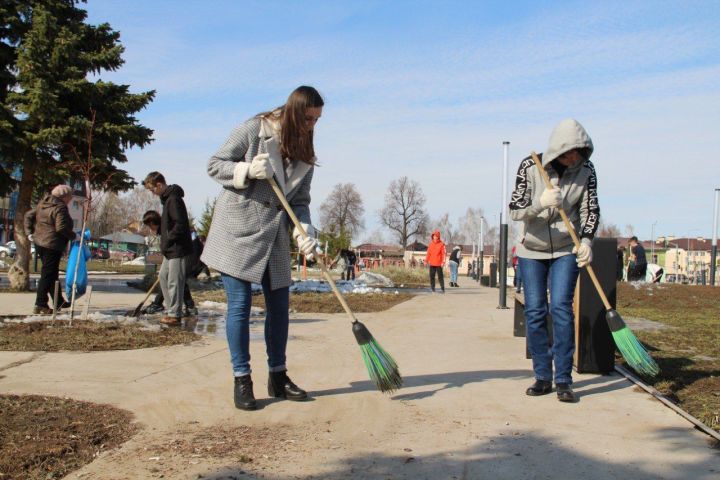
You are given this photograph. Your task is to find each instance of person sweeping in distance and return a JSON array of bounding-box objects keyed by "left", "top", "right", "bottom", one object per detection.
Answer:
[
  {"left": 201, "top": 86, "right": 323, "bottom": 411},
  {"left": 509, "top": 118, "right": 600, "bottom": 403}
]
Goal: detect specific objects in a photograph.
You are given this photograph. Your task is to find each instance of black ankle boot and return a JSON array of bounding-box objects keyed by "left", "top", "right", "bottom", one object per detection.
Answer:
[
  {"left": 556, "top": 383, "right": 577, "bottom": 403},
  {"left": 234, "top": 375, "right": 257, "bottom": 410},
  {"left": 268, "top": 371, "right": 308, "bottom": 401},
  {"left": 526, "top": 379, "right": 552, "bottom": 396}
]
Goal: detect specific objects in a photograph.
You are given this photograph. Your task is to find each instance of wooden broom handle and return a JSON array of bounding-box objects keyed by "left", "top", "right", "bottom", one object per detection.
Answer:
[
  {"left": 143, "top": 277, "right": 161, "bottom": 304},
  {"left": 267, "top": 177, "right": 359, "bottom": 323},
  {"left": 530, "top": 152, "right": 612, "bottom": 310}
]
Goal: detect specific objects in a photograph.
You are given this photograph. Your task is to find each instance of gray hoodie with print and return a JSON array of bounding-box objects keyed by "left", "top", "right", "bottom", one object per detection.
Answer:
[{"left": 509, "top": 119, "right": 600, "bottom": 260}]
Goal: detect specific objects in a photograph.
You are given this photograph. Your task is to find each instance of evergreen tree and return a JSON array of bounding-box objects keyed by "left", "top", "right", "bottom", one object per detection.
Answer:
[
  {"left": 197, "top": 197, "right": 216, "bottom": 239},
  {"left": 2, "top": 1, "right": 155, "bottom": 289}
]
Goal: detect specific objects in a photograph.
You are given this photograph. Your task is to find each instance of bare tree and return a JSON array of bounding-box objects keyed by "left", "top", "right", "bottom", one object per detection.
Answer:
[
  {"left": 86, "top": 192, "right": 127, "bottom": 237},
  {"left": 319, "top": 183, "right": 365, "bottom": 240},
  {"left": 457, "top": 207, "right": 485, "bottom": 245},
  {"left": 624, "top": 224, "right": 635, "bottom": 238},
  {"left": 119, "top": 187, "right": 161, "bottom": 231},
  {"left": 379, "top": 177, "right": 428, "bottom": 249},
  {"left": 429, "top": 213, "right": 460, "bottom": 245},
  {"left": 361, "top": 228, "right": 391, "bottom": 245},
  {"left": 598, "top": 220, "right": 622, "bottom": 238}
]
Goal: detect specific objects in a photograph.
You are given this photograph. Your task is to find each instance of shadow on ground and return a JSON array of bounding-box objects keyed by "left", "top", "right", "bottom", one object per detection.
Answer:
[{"left": 199, "top": 429, "right": 719, "bottom": 480}]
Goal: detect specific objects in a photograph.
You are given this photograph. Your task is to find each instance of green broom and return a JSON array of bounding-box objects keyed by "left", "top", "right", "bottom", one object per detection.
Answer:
[
  {"left": 530, "top": 152, "right": 659, "bottom": 377},
  {"left": 268, "top": 177, "right": 403, "bottom": 393}
]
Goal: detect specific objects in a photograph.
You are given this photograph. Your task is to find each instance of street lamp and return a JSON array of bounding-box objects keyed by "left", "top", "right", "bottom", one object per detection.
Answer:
[
  {"left": 711, "top": 188, "right": 719, "bottom": 286},
  {"left": 651, "top": 221, "right": 657, "bottom": 264}
]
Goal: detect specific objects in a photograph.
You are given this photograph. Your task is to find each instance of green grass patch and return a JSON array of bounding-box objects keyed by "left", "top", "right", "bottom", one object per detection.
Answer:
[{"left": 617, "top": 282, "right": 719, "bottom": 432}]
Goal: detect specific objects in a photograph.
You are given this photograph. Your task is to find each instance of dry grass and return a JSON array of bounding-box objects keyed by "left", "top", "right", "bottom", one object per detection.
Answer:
[
  {"left": 194, "top": 289, "right": 415, "bottom": 314},
  {"left": 617, "top": 282, "right": 720, "bottom": 432},
  {"left": 0, "top": 394, "right": 137, "bottom": 480},
  {"left": 0, "top": 320, "right": 199, "bottom": 352}
]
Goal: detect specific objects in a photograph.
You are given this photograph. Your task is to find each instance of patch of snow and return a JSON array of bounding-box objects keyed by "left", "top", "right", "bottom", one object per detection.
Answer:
[
  {"left": 355, "top": 272, "right": 394, "bottom": 287},
  {"left": 198, "top": 300, "right": 263, "bottom": 316},
  {"left": 122, "top": 257, "right": 146, "bottom": 266}
]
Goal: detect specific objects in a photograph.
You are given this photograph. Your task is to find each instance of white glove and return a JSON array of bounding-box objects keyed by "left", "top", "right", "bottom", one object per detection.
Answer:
[
  {"left": 293, "top": 223, "right": 318, "bottom": 261},
  {"left": 539, "top": 184, "right": 562, "bottom": 209},
  {"left": 247, "top": 153, "right": 272, "bottom": 180},
  {"left": 573, "top": 238, "right": 593, "bottom": 267}
]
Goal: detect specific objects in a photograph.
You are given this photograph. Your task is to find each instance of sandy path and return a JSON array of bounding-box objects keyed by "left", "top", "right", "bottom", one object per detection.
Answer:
[{"left": 0, "top": 279, "right": 717, "bottom": 479}]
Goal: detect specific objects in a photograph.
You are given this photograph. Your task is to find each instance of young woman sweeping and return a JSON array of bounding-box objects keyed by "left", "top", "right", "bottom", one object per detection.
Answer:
[
  {"left": 509, "top": 118, "right": 600, "bottom": 403},
  {"left": 201, "top": 86, "right": 323, "bottom": 410}
]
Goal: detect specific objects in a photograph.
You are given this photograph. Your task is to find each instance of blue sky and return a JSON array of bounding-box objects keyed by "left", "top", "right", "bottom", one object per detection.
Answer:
[{"left": 84, "top": 0, "right": 720, "bottom": 242}]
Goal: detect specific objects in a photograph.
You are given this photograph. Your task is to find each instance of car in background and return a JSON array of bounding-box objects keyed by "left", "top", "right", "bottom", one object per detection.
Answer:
[
  {"left": 0, "top": 242, "right": 13, "bottom": 258},
  {"left": 0, "top": 241, "right": 35, "bottom": 258},
  {"left": 108, "top": 247, "right": 137, "bottom": 262},
  {"left": 90, "top": 246, "right": 110, "bottom": 260}
]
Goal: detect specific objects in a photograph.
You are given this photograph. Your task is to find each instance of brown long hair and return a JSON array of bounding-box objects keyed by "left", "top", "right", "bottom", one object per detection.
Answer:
[{"left": 259, "top": 86, "right": 324, "bottom": 165}]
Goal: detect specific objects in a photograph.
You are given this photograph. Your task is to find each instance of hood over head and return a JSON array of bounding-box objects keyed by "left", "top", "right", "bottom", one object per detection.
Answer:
[
  {"left": 161, "top": 184, "right": 185, "bottom": 201},
  {"left": 39, "top": 193, "right": 66, "bottom": 210},
  {"left": 430, "top": 230, "right": 441, "bottom": 242},
  {"left": 453, "top": 245, "right": 461, "bottom": 251},
  {"left": 543, "top": 118, "right": 594, "bottom": 166}
]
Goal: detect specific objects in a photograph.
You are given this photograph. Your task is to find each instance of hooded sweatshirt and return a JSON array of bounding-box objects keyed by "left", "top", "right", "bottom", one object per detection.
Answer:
[
  {"left": 449, "top": 246, "right": 462, "bottom": 264},
  {"left": 425, "top": 230, "right": 446, "bottom": 267},
  {"left": 160, "top": 184, "right": 193, "bottom": 259},
  {"left": 509, "top": 119, "right": 600, "bottom": 260},
  {"left": 23, "top": 194, "right": 75, "bottom": 251}
]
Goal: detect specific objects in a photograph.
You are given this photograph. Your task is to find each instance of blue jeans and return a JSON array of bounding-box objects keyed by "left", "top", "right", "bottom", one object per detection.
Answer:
[
  {"left": 221, "top": 270, "right": 289, "bottom": 377},
  {"left": 449, "top": 261, "right": 459, "bottom": 283},
  {"left": 519, "top": 255, "right": 579, "bottom": 385}
]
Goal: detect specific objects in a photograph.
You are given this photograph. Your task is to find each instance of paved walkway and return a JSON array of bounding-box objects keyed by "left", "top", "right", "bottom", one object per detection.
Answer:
[{"left": 0, "top": 277, "right": 717, "bottom": 479}]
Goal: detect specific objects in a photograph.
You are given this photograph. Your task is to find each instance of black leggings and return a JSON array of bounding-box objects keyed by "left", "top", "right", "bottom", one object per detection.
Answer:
[
  {"left": 429, "top": 266, "right": 445, "bottom": 291},
  {"left": 35, "top": 245, "right": 65, "bottom": 307}
]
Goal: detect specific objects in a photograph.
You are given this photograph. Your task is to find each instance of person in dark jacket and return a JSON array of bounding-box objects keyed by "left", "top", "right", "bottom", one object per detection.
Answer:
[
  {"left": 627, "top": 237, "right": 647, "bottom": 281},
  {"left": 449, "top": 245, "right": 462, "bottom": 287},
  {"left": 144, "top": 172, "right": 194, "bottom": 325},
  {"left": 24, "top": 185, "right": 76, "bottom": 314},
  {"left": 345, "top": 249, "right": 357, "bottom": 281},
  {"left": 141, "top": 210, "right": 197, "bottom": 316}
]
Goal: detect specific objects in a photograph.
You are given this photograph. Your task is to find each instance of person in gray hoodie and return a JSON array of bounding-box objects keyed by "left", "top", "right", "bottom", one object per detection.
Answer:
[{"left": 509, "top": 119, "right": 600, "bottom": 403}]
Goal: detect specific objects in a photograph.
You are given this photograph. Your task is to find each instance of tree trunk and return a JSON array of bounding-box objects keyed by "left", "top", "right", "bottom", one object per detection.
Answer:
[{"left": 8, "top": 162, "right": 38, "bottom": 291}]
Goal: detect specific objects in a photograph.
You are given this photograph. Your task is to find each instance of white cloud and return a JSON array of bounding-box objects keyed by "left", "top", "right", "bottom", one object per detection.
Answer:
[{"left": 86, "top": 1, "right": 720, "bottom": 241}]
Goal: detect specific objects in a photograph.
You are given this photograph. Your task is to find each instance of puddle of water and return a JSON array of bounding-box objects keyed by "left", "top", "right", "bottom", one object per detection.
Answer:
[{"left": 99, "top": 306, "right": 266, "bottom": 340}]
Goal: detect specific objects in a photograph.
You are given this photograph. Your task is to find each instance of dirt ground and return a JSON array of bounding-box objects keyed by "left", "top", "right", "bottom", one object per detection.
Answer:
[
  {"left": 0, "top": 320, "right": 199, "bottom": 352},
  {"left": 194, "top": 290, "right": 416, "bottom": 314},
  {"left": 0, "top": 278, "right": 718, "bottom": 479},
  {"left": 0, "top": 394, "right": 136, "bottom": 480}
]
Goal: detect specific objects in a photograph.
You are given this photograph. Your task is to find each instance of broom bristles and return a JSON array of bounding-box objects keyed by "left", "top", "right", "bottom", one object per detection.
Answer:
[
  {"left": 359, "top": 338, "right": 403, "bottom": 393},
  {"left": 612, "top": 327, "right": 660, "bottom": 377}
]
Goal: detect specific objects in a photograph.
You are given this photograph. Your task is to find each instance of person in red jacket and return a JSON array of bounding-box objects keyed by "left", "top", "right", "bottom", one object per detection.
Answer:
[{"left": 425, "top": 230, "right": 447, "bottom": 293}]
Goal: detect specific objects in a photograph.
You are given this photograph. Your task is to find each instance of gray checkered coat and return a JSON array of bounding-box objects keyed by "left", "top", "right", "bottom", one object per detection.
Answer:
[{"left": 201, "top": 117, "right": 313, "bottom": 290}]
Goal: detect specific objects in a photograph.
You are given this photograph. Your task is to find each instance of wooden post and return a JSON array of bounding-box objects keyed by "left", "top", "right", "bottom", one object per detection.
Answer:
[
  {"left": 51, "top": 281, "right": 59, "bottom": 325},
  {"left": 81, "top": 285, "right": 93, "bottom": 321}
]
